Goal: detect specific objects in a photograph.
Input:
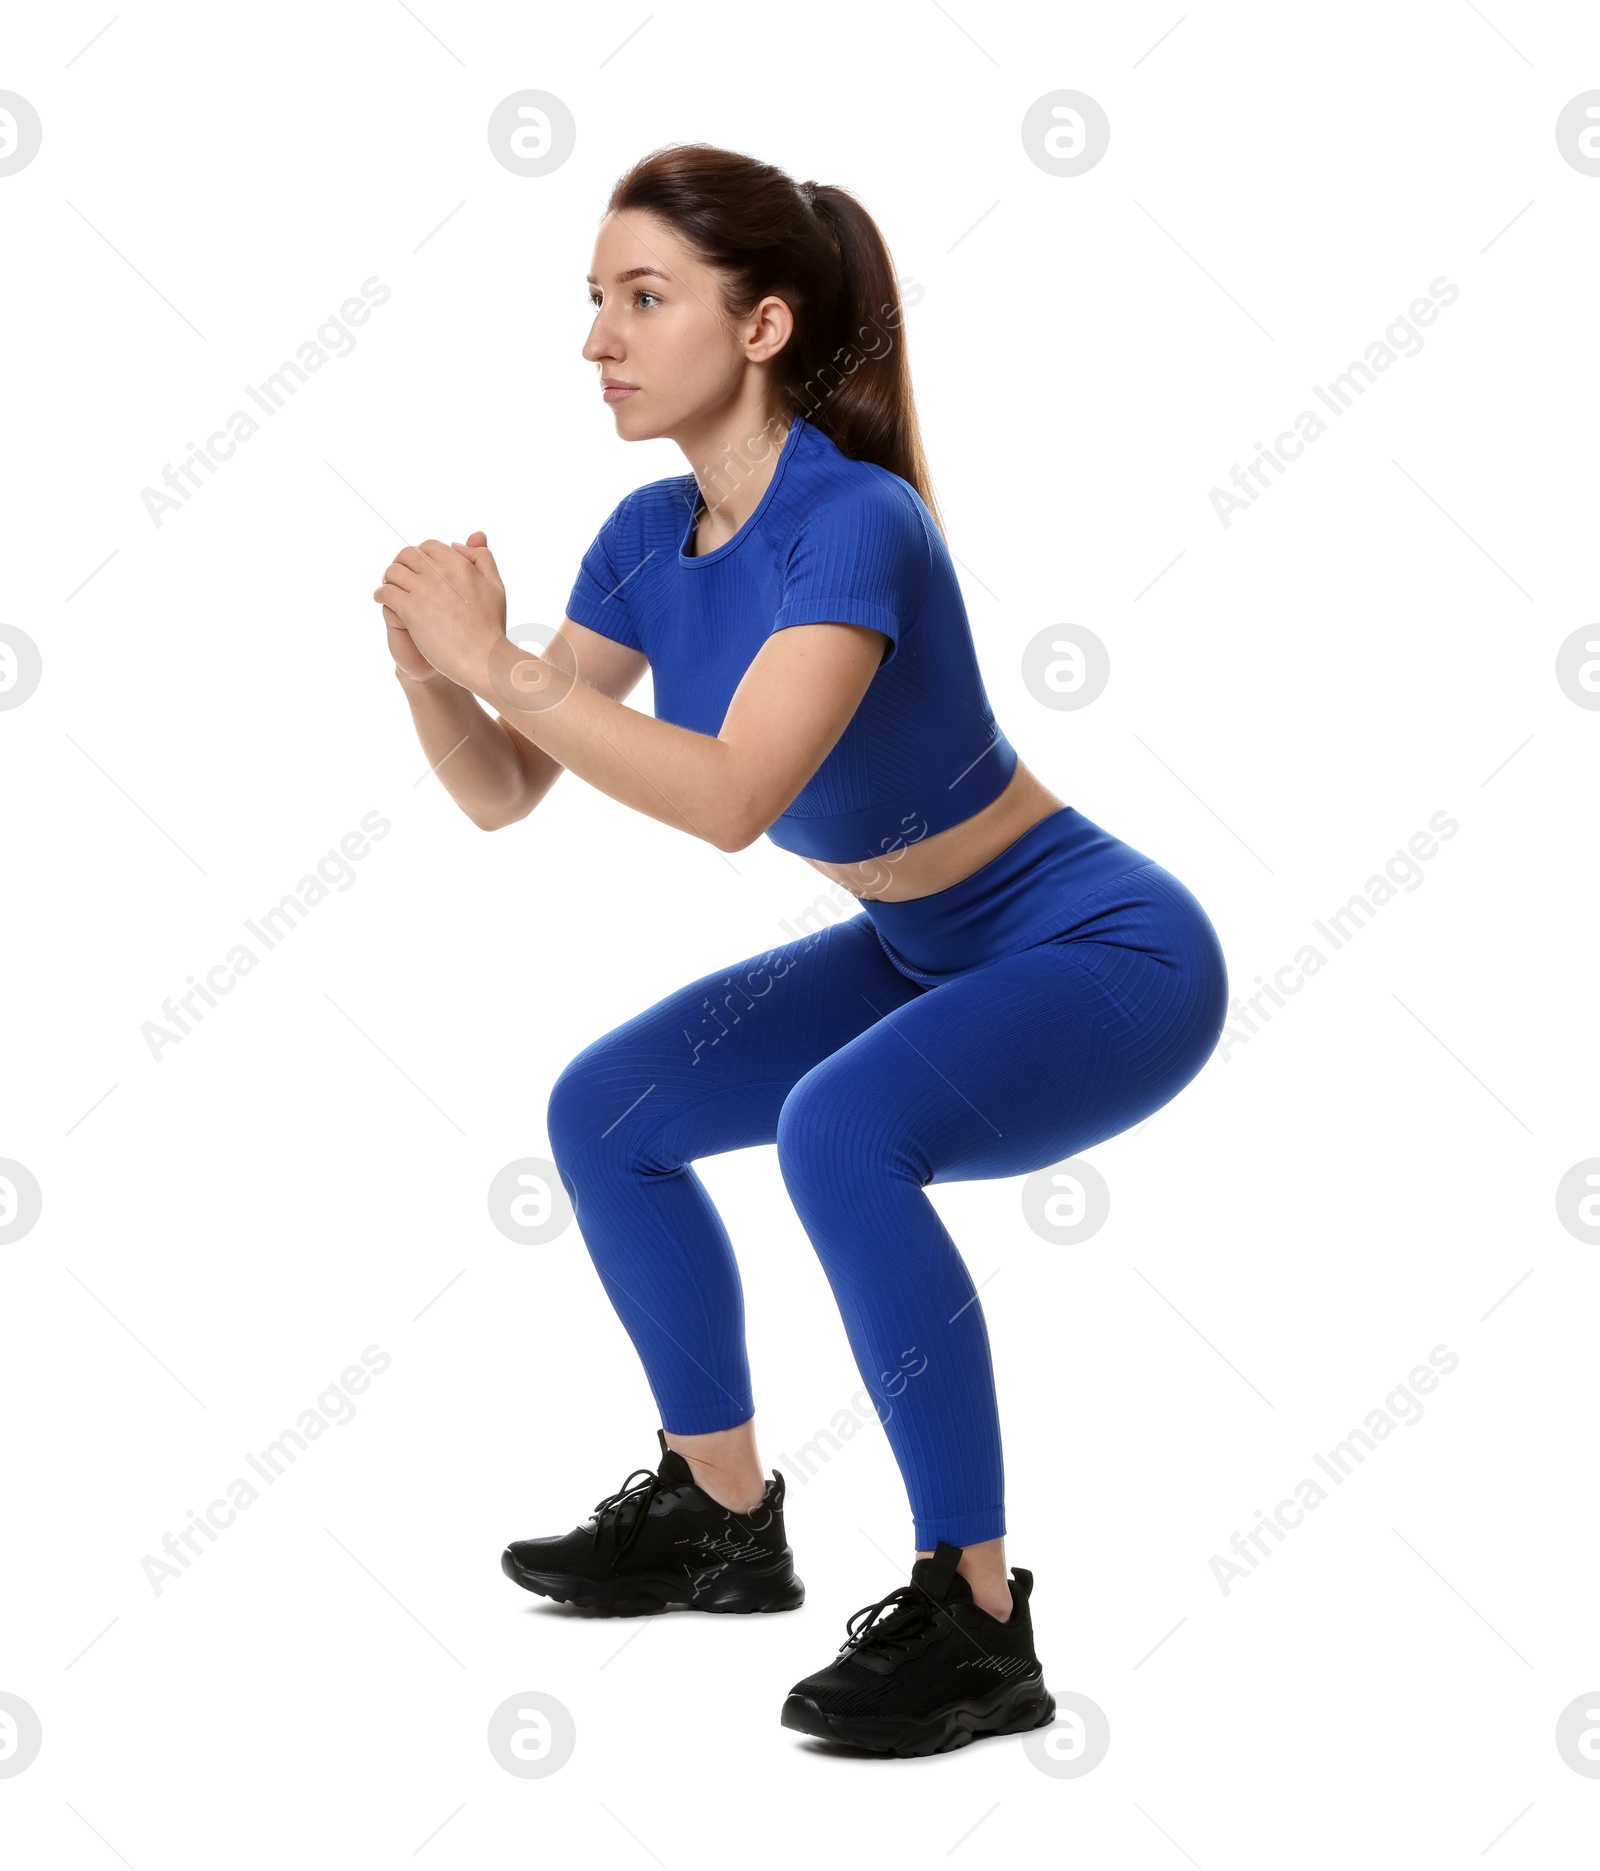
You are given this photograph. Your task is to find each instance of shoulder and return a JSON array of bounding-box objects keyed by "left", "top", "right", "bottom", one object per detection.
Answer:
[
  {"left": 586, "top": 471, "right": 695, "bottom": 572},
  {"left": 782, "top": 482, "right": 931, "bottom": 591},
  {"left": 602, "top": 469, "right": 694, "bottom": 532},
  {"left": 783, "top": 463, "right": 931, "bottom": 567}
]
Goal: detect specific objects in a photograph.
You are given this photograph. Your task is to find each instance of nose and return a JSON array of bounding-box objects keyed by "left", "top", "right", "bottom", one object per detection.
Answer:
[{"left": 582, "top": 313, "right": 621, "bottom": 366}]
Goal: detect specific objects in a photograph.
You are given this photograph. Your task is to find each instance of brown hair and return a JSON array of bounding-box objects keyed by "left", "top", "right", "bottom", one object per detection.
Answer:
[{"left": 602, "top": 142, "right": 945, "bottom": 538}]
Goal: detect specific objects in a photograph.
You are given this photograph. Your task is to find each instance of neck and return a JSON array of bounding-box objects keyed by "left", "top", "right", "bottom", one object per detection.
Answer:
[{"left": 677, "top": 407, "right": 797, "bottom": 546}]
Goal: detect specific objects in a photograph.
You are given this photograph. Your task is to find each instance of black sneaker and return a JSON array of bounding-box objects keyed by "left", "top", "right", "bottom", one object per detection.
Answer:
[
  {"left": 781, "top": 1540, "right": 1055, "bottom": 1755},
  {"left": 501, "top": 1428, "right": 805, "bottom": 1616}
]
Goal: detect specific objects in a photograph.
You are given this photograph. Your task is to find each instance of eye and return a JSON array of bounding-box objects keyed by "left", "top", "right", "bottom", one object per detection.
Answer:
[{"left": 587, "top": 289, "right": 662, "bottom": 310}]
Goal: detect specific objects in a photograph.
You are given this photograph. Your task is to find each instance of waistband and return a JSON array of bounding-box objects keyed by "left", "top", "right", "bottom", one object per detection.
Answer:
[{"left": 861, "top": 805, "right": 1160, "bottom": 985}]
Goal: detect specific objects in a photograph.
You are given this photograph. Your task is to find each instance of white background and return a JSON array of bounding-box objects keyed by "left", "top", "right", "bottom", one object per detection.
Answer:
[{"left": 2, "top": 0, "right": 1597, "bottom": 1862}]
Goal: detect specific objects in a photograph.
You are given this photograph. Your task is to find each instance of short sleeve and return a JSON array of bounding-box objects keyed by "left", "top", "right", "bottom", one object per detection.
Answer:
[
  {"left": 771, "top": 488, "right": 928, "bottom": 667},
  {"left": 565, "top": 495, "right": 645, "bottom": 653}
]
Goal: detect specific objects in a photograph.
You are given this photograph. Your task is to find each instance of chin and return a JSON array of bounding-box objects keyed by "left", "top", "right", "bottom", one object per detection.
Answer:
[{"left": 612, "top": 407, "right": 667, "bottom": 444}]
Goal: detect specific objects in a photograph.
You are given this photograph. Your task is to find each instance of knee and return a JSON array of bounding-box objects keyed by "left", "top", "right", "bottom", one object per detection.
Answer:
[
  {"left": 546, "top": 1033, "right": 641, "bottom": 1181},
  {"left": 776, "top": 1066, "right": 911, "bottom": 1208},
  {"left": 774, "top": 1070, "right": 832, "bottom": 1193}
]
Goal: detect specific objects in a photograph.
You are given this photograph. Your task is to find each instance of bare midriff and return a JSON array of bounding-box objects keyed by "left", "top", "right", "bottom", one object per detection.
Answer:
[{"left": 798, "top": 758, "right": 1070, "bottom": 903}]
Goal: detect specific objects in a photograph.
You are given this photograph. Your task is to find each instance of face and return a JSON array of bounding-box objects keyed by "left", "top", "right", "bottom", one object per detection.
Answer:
[{"left": 583, "top": 209, "right": 795, "bottom": 443}]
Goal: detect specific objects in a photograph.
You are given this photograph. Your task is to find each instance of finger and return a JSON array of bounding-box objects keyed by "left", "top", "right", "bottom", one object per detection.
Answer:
[
  {"left": 418, "top": 540, "right": 475, "bottom": 594},
  {"left": 379, "top": 561, "right": 418, "bottom": 591},
  {"left": 392, "top": 545, "right": 430, "bottom": 575},
  {"left": 453, "top": 543, "right": 501, "bottom": 582}
]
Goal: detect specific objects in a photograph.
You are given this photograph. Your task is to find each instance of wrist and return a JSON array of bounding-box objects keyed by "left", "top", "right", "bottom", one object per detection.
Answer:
[{"left": 483, "top": 634, "right": 575, "bottom": 715}]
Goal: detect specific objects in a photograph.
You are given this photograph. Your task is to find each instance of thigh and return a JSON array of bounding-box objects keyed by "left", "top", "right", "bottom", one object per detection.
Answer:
[
  {"left": 548, "top": 911, "right": 924, "bottom": 1165},
  {"left": 784, "top": 931, "right": 1224, "bottom": 1186}
]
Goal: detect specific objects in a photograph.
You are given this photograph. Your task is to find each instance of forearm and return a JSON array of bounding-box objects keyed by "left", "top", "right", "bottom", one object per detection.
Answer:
[
  {"left": 469, "top": 638, "right": 747, "bottom": 851},
  {"left": 394, "top": 668, "right": 537, "bottom": 829}
]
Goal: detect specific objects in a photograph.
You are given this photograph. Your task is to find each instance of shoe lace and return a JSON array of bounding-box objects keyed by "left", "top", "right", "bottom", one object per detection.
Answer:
[
  {"left": 839, "top": 1583, "right": 945, "bottom": 1659},
  {"left": 589, "top": 1467, "right": 666, "bottom": 1560}
]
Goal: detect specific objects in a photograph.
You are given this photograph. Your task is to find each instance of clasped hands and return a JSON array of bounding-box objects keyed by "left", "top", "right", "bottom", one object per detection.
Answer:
[{"left": 373, "top": 532, "right": 567, "bottom": 710}]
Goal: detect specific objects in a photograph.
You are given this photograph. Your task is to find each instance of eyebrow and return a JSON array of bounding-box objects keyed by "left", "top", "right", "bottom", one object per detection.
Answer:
[{"left": 585, "top": 266, "right": 672, "bottom": 285}]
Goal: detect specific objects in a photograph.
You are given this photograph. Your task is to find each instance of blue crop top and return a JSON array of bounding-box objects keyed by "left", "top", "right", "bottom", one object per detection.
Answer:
[{"left": 562, "top": 412, "right": 1018, "bottom": 863}]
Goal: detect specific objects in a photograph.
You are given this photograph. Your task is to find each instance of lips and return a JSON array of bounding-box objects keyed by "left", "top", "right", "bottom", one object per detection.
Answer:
[{"left": 602, "top": 382, "right": 639, "bottom": 401}]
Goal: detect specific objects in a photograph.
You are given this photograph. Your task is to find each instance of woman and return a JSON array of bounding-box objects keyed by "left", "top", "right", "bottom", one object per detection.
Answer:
[{"left": 373, "top": 143, "right": 1228, "bottom": 1758}]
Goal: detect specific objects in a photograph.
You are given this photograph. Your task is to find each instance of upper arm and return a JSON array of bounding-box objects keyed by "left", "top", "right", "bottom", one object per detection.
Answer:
[
  {"left": 768, "top": 486, "right": 928, "bottom": 669},
  {"left": 492, "top": 616, "right": 650, "bottom": 818},
  {"left": 715, "top": 621, "right": 887, "bottom": 849},
  {"left": 551, "top": 616, "right": 651, "bottom": 703},
  {"left": 563, "top": 494, "right": 648, "bottom": 654}
]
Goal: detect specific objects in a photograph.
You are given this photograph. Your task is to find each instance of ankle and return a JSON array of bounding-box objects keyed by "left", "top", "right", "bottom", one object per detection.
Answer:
[
  {"left": 972, "top": 1582, "right": 1014, "bottom": 1624},
  {"left": 683, "top": 1459, "right": 767, "bottom": 1515},
  {"left": 662, "top": 1423, "right": 766, "bottom": 1514},
  {"left": 702, "top": 1479, "right": 769, "bottom": 1514},
  {"left": 918, "top": 1539, "right": 1014, "bottom": 1623}
]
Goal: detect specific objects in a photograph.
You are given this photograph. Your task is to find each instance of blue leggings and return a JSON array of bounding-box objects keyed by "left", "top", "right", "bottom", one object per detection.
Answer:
[{"left": 547, "top": 806, "right": 1228, "bottom": 1548}]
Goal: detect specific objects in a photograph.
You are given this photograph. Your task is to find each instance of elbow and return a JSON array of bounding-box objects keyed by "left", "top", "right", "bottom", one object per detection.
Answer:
[
  {"left": 712, "top": 807, "right": 768, "bottom": 854},
  {"left": 472, "top": 789, "right": 537, "bottom": 833},
  {"left": 469, "top": 801, "right": 521, "bottom": 833},
  {"left": 713, "top": 780, "right": 790, "bottom": 852},
  {"left": 707, "top": 751, "right": 779, "bottom": 852}
]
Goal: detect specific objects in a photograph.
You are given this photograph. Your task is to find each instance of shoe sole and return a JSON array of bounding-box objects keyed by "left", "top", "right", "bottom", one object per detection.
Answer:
[
  {"left": 501, "top": 1546, "right": 805, "bottom": 1616},
  {"left": 780, "top": 1677, "right": 1056, "bottom": 1757}
]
